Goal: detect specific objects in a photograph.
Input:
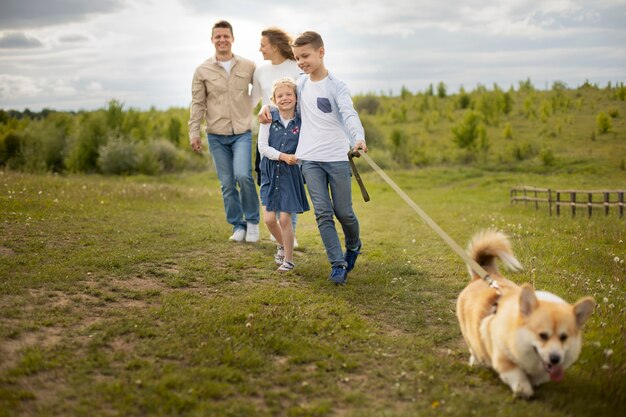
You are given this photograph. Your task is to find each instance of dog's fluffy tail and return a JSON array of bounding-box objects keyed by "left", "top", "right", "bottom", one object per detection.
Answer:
[{"left": 467, "top": 230, "right": 522, "bottom": 279}]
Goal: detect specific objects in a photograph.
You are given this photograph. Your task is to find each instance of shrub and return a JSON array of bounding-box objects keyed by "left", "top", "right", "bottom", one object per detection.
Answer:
[
  {"left": 65, "top": 112, "right": 107, "bottom": 172},
  {"left": 354, "top": 95, "right": 380, "bottom": 115},
  {"left": 606, "top": 107, "right": 620, "bottom": 118},
  {"left": 540, "top": 147, "right": 556, "bottom": 166},
  {"left": 437, "top": 82, "right": 447, "bottom": 98},
  {"left": 148, "top": 139, "right": 181, "bottom": 172},
  {"left": 0, "top": 131, "right": 23, "bottom": 167},
  {"left": 452, "top": 111, "right": 486, "bottom": 150},
  {"left": 502, "top": 122, "right": 513, "bottom": 139},
  {"left": 360, "top": 115, "right": 384, "bottom": 147},
  {"left": 596, "top": 112, "right": 612, "bottom": 134},
  {"left": 457, "top": 88, "right": 471, "bottom": 109},
  {"left": 389, "top": 128, "right": 409, "bottom": 164},
  {"left": 97, "top": 138, "right": 138, "bottom": 175}
]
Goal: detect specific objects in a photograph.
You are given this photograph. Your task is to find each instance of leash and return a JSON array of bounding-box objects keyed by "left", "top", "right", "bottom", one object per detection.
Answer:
[
  {"left": 348, "top": 151, "right": 370, "bottom": 202},
  {"left": 350, "top": 150, "right": 500, "bottom": 293}
]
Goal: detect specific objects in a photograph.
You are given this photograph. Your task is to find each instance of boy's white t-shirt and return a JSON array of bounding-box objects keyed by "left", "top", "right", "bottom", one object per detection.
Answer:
[{"left": 296, "top": 77, "right": 350, "bottom": 162}]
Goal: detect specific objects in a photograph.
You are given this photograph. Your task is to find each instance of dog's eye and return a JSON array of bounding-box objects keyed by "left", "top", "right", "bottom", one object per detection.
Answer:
[
  {"left": 560, "top": 334, "right": 568, "bottom": 342},
  {"left": 539, "top": 332, "right": 550, "bottom": 341}
]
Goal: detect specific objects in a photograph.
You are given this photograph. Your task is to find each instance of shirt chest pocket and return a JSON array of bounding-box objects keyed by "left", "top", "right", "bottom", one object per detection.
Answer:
[
  {"left": 206, "top": 76, "right": 227, "bottom": 97},
  {"left": 232, "top": 72, "right": 250, "bottom": 90},
  {"left": 317, "top": 97, "right": 332, "bottom": 113}
]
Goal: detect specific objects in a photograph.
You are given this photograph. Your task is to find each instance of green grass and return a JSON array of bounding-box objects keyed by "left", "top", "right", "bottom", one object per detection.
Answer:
[{"left": 0, "top": 167, "right": 624, "bottom": 417}]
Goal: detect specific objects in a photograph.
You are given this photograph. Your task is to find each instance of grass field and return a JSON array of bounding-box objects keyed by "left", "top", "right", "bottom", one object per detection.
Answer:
[{"left": 0, "top": 166, "right": 624, "bottom": 417}]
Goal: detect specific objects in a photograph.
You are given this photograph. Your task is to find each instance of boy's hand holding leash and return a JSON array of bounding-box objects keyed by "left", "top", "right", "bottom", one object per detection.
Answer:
[{"left": 352, "top": 140, "right": 367, "bottom": 154}]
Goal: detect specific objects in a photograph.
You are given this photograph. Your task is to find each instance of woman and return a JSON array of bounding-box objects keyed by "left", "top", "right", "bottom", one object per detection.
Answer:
[{"left": 252, "top": 28, "right": 302, "bottom": 247}]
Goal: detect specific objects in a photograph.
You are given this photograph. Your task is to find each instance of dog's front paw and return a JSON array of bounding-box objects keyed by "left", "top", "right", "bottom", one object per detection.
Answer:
[
  {"left": 469, "top": 354, "right": 477, "bottom": 367},
  {"left": 512, "top": 381, "right": 534, "bottom": 399},
  {"left": 500, "top": 369, "right": 534, "bottom": 399}
]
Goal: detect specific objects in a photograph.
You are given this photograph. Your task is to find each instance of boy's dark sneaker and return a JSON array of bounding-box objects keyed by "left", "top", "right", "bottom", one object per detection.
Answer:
[
  {"left": 344, "top": 245, "right": 362, "bottom": 272},
  {"left": 329, "top": 266, "right": 348, "bottom": 285}
]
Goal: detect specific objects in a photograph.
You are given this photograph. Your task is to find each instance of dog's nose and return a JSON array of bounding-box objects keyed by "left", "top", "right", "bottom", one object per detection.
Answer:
[{"left": 549, "top": 353, "right": 561, "bottom": 365}]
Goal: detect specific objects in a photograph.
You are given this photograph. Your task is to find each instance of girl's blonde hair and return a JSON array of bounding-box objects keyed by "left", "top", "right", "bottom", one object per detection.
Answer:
[{"left": 270, "top": 77, "right": 297, "bottom": 103}]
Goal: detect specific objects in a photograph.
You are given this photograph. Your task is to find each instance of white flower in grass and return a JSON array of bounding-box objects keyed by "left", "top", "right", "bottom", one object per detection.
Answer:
[{"left": 614, "top": 257, "right": 620, "bottom": 263}]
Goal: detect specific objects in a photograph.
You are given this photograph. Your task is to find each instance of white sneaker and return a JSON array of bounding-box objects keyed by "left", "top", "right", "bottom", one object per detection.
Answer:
[
  {"left": 277, "top": 260, "right": 294, "bottom": 272},
  {"left": 245, "top": 223, "right": 260, "bottom": 243},
  {"left": 275, "top": 245, "right": 285, "bottom": 265},
  {"left": 229, "top": 228, "right": 246, "bottom": 242}
]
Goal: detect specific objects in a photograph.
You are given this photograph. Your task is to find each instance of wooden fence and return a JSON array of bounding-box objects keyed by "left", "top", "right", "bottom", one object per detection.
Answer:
[{"left": 510, "top": 186, "right": 625, "bottom": 218}]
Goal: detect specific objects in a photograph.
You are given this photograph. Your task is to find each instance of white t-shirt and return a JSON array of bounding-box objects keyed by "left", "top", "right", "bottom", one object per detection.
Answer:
[
  {"left": 296, "top": 77, "right": 350, "bottom": 162},
  {"left": 217, "top": 59, "right": 233, "bottom": 76},
  {"left": 252, "top": 59, "right": 301, "bottom": 106}
]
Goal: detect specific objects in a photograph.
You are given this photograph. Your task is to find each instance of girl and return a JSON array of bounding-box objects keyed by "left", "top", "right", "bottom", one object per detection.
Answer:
[
  {"left": 252, "top": 27, "right": 302, "bottom": 247},
  {"left": 258, "top": 77, "right": 309, "bottom": 272}
]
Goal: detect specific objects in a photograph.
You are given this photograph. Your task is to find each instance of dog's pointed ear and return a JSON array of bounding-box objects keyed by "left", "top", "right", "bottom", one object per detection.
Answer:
[
  {"left": 519, "top": 284, "right": 538, "bottom": 317},
  {"left": 573, "top": 297, "right": 595, "bottom": 328}
]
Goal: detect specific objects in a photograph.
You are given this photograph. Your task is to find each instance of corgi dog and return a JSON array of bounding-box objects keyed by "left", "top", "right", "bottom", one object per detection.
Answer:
[{"left": 456, "top": 230, "right": 595, "bottom": 398}]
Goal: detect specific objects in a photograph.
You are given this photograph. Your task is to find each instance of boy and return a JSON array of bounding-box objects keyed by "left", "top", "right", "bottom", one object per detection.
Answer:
[{"left": 262, "top": 31, "right": 367, "bottom": 285}]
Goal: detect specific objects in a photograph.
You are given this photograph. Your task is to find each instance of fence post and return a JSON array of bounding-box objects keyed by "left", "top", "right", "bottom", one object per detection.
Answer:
[
  {"left": 571, "top": 192, "right": 576, "bottom": 217},
  {"left": 588, "top": 193, "right": 593, "bottom": 218},
  {"left": 604, "top": 192, "right": 610, "bottom": 216},
  {"left": 523, "top": 188, "right": 527, "bottom": 206},
  {"left": 534, "top": 189, "right": 539, "bottom": 210},
  {"left": 548, "top": 189, "right": 552, "bottom": 216},
  {"left": 557, "top": 192, "right": 561, "bottom": 216}
]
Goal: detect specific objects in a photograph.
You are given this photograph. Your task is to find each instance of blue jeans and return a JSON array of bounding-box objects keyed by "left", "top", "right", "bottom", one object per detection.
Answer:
[
  {"left": 301, "top": 160, "right": 361, "bottom": 267},
  {"left": 208, "top": 131, "right": 259, "bottom": 231}
]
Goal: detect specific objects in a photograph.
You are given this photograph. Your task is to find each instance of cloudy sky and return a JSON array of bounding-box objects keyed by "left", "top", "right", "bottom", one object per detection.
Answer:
[{"left": 1, "top": 0, "right": 625, "bottom": 111}]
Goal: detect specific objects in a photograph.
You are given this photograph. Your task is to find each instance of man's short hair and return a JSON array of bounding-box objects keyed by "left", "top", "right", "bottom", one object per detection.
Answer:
[
  {"left": 212, "top": 20, "right": 233, "bottom": 36},
  {"left": 292, "top": 31, "right": 324, "bottom": 49}
]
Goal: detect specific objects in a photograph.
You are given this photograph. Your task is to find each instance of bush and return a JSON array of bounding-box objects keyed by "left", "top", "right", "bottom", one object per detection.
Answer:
[
  {"left": 452, "top": 111, "right": 486, "bottom": 150},
  {"left": 354, "top": 95, "right": 380, "bottom": 115},
  {"left": 596, "top": 112, "right": 612, "bottom": 134},
  {"left": 97, "top": 138, "right": 138, "bottom": 175},
  {"left": 502, "top": 122, "right": 513, "bottom": 139},
  {"left": 65, "top": 112, "right": 107, "bottom": 172},
  {"left": 457, "top": 88, "right": 471, "bottom": 109},
  {"left": 360, "top": 115, "right": 384, "bottom": 147},
  {"left": 0, "top": 131, "right": 23, "bottom": 167}
]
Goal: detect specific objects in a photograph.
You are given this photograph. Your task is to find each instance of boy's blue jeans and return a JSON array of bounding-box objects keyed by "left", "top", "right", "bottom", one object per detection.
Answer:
[
  {"left": 301, "top": 160, "right": 361, "bottom": 268},
  {"left": 207, "top": 131, "right": 260, "bottom": 231}
]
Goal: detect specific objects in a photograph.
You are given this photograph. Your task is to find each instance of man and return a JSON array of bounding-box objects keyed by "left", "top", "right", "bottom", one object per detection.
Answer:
[{"left": 189, "top": 20, "right": 260, "bottom": 242}]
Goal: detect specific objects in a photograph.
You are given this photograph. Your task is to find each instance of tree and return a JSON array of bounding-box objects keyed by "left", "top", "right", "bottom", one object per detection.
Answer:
[
  {"left": 437, "top": 82, "right": 447, "bottom": 98},
  {"left": 452, "top": 111, "right": 486, "bottom": 150}
]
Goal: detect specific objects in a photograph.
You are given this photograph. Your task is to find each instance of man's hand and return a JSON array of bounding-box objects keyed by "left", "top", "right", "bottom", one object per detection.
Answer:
[
  {"left": 352, "top": 140, "right": 368, "bottom": 154},
  {"left": 279, "top": 153, "right": 298, "bottom": 165},
  {"left": 258, "top": 105, "right": 272, "bottom": 124},
  {"left": 190, "top": 137, "right": 203, "bottom": 153}
]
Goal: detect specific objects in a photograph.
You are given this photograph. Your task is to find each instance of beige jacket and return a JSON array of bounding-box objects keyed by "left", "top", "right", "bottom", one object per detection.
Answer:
[{"left": 188, "top": 54, "right": 256, "bottom": 139}]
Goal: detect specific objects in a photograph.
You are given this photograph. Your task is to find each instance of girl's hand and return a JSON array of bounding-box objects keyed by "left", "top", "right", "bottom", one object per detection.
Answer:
[{"left": 280, "top": 153, "right": 298, "bottom": 165}]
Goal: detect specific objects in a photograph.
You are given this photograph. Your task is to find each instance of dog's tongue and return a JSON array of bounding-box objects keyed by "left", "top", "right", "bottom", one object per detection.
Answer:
[{"left": 549, "top": 365, "right": 564, "bottom": 382}]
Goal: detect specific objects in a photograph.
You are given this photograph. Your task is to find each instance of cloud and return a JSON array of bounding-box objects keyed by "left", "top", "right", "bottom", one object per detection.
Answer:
[
  {"left": 0, "top": 0, "right": 625, "bottom": 111},
  {"left": 59, "top": 34, "right": 89, "bottom": 43},
  {"left": 0, "top": 0, "right": 126, "bottom": 29},
  {"left": 0, "top": 32, "right": 43, "bottom": 49}
]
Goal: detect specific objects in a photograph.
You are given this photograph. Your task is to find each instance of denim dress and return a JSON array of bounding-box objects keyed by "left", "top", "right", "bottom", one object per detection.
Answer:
[{"left": 260, "top": 109, "right": 310, "bottom": 214}]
